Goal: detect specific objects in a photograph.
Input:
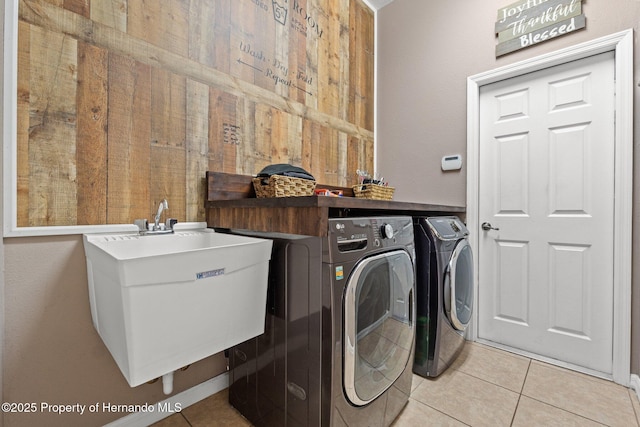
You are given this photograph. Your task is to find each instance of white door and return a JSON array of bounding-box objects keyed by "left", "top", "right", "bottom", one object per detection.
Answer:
[{"left": 477, "top": 52, "right": 615, "bottom": 374}]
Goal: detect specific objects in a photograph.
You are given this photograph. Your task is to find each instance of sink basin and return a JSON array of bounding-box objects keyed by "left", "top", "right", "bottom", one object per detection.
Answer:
[{"left": 83, "top": 224, "right": 273, "bottom": 388}]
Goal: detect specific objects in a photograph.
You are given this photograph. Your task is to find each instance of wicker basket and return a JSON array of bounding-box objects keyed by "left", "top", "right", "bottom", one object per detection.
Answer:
[
  {"left": 352, "top": 184, "right": 395, "bottom": 200},
  {"left": 253, "top": 175, "right": 316, "bottom": 198}
]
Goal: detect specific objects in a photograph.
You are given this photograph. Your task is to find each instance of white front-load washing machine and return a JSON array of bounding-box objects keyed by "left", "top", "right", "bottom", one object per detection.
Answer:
[{"left": 413, "top": 216, "right": 473, "bottom": 378}]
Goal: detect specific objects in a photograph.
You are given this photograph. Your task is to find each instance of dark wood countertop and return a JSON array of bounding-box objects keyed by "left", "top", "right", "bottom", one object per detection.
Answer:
[{"left": 206, "top": 195, "right": 465, "bottom": 216}]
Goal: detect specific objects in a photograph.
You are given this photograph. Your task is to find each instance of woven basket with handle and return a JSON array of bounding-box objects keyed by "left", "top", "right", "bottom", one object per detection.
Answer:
[
  {"left": 253, "top": 175, "right": 316, "bottom": 197},
  {"left": 352, "top": 183, "right": 395, "bottom": 200}
]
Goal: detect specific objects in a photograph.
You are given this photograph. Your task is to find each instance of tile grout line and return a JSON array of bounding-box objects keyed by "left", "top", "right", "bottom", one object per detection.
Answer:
[
  {"left": 520, "top": 362, "right": 631, "bottom": 426},
  {"left": 429, "top": 361, "right": 525, "bottom": 425},
  {"left": 629, "top": 390, "right": 640, "bottom": 427},
  {"left": 509, "top": 358, "right": 533, "bottom": 426},
  {"left": 409, "top": 396, "right": 473, "bottom": 426},
  {"left": 519, "top": 394, "right": 617, "bottom": 427}
]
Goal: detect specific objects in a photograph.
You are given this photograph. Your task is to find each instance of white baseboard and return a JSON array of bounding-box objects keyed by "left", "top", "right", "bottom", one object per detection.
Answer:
[
  {"left": 629, "top": 374, "right": 640, "bottom": 400},
  {"left": 104, "top": 372, "right": 229, "bottom": 427}
]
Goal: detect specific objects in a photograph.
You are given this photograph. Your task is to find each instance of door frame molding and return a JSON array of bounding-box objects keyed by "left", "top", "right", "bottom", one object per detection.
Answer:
[{"left": 466, "top": 29, "right": 633, "bottom": 386}]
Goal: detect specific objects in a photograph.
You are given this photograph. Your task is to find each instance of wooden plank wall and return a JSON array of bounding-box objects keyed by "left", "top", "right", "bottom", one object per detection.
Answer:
[{"left": 16, "top": 0, "right": 374, "bottom": 227}]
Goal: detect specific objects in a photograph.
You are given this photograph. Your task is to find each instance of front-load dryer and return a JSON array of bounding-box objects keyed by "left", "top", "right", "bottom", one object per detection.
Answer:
[{"left": 413, "top": 216, "right": 473, "bottom": 378}]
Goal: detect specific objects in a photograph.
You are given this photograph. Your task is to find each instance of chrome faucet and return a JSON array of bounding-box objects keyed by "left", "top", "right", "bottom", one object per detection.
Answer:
[
  {"left": 154, "top": 199, "right": 168, "bottom": 230},
  {"left": 133, "top": 199, "right": 176, "bottom": 234}
]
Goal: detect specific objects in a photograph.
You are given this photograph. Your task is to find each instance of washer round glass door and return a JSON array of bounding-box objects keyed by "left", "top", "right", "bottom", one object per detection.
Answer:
[
  {"left": 343, "top": 250, "right": 415, "bottom": 406},
  {"left": 444, "top": 239, "right": 474, "bottom": 331}
]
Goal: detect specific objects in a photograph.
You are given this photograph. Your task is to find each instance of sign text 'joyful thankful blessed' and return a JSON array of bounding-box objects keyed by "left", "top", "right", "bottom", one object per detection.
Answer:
[{"left": 495, "top": 0, "right": 585, "bottom": 57}]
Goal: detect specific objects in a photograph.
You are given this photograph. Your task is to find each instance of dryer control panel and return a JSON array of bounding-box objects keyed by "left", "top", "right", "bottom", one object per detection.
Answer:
[{"left": 426, "top": 217, "right": 469, "bottom": 241}]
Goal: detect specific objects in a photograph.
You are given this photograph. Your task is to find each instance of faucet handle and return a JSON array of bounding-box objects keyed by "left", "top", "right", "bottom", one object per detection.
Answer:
[
  {"left": 165, "top": 218, "right": 178, "bottom": 230},
  {"left": 134, "top": 219, "right": 148, "bottom": 232}
]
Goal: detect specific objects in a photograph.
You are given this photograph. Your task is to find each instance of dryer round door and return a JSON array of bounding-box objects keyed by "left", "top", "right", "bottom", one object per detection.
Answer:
[
  {"left": 444, "top": 239, "right": 474, "bottom": 331},
  {"left": 343, "top": 250, "right": 415, "bottom": 406}
]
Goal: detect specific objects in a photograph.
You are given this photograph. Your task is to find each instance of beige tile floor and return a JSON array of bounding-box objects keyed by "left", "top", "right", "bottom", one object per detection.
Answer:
[{"left": 153, "top": 342, "right": 640, "bottom": 427}]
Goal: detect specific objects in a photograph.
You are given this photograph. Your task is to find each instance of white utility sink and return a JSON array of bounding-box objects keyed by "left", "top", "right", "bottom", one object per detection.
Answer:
[{"left": 83, "top": 223, "right": 273, "bottom": 391}]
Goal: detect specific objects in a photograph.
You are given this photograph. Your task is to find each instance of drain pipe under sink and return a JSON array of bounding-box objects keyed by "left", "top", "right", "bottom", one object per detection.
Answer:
[{"left": 162, "top": 372, "right": 174, "bottom": 395}]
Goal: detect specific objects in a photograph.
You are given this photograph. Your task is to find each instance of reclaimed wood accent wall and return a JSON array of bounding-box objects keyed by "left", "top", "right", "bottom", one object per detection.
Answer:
[{"left": 16, "top": 0, "right": 374, "bottom": 227}]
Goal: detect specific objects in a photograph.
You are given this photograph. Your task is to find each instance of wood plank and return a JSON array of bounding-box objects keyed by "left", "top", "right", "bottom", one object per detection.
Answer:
[
  {"left": 300, "top": 118, "right": 315, "bottom": 175},
  {"left": 289, "top": 0, "right": 309, "bottom": 104},
  {"left": 208, "top": 206, "right": 328, "bottom": 236},
  {"left": 151, "top": 68, "right": 186, "bottom": 148},
  {"left": 259, "top": 0, "right": 279, "bottom": 93},
  {"left": 336, "top": 132, "right": 348, "bottom": 187},
  {"left": 252, "top": 104, "right": 274, "bottom": 174},
  {"left": 318, "top": 0, "right": 340, "bottom": 119},
  {"left": 128, "top": 0, "right": 189, "bottom": 56},
  {"left": 188, "top": 0, "right": 219, "bottom": 67},
  {"left": 302, "top": 118, "right": 322, "bottom": 182},
  {"left": 107, "top": 54, "right": 151, "bottom": 223},
  {"left": 28, "top": 24, "right": 78, "bottom": 226},
  {"left": 211, "top": 0, "right": 232, "bottom": 73},
  {"left": 303, "top": 0, "right": 320, "bottom": 111},
  {"left": 347, "top": 135, "right": 360, "bottom": 187},
  {"left": 186, "top": 79, "right": 210, "bottom": 222},
  {"left": 329, "top": 128, "right": 343, "bottom": 186},
  {"left": 363, "top": 137, "right": 374, "bottom": 183},
  {"left": 230, "top": 0, "right": 259, "bottom": 85},
  {"left": 16, "top": 21, "right": 31, "bottom": 227},
  {"left": 208, "top": 87, "right": 240, "bottom": 173},
  {"left": 76, "top": 42, "right": 108, "bottom": 225},
  {"left": 89, "top": 0, "right": 127, "bottom": 32},
  {"left": 337, "top": 0, "right": 351, "bottom": 122},
  {"left": 273, "top": 0, "right": 291, "bottom": 97},
  {"left": 319, "top": 126, "right": 335, "bottom": 185},
  {"left": 206, "top": 171, "right": 256, "bottom": 201},
  {"left": 222, "top": 95, "right": 238, "bottom": 174},
  {"left": 270, "top": 109, "right": 289, "bottom": 164},
  {"left": 188, "top": 0, "right": 232, "bottom": 72},
  {"left": 63, "top": 0, "right": 88, "bottom": 17},
  {"left": 238, "top": 98, "right": 256, "bottom": 175},
  {"left": 350, "top": 0, "right": 374, "bottom": 131},
  {"left": 287, "top": 114, "right": 304, "bottom": 166}
]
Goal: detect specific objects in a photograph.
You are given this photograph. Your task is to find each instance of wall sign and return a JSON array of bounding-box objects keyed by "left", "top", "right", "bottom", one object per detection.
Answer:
[{"left": 495, "top": 0, "right": 585, "bottom": 57}]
